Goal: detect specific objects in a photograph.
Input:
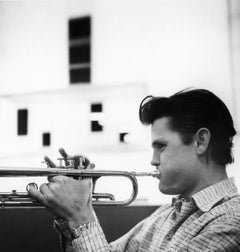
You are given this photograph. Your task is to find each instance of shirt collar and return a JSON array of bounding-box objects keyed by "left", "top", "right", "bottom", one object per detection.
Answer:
[{"left": 191, "top": 177, "right": 238, "bottom": 212}]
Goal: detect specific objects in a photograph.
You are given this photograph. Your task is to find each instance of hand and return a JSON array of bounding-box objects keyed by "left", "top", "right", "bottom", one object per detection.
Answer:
[
  {"left": 28, "top": 148, "right": 96, "bottom": 228},
  {"left": 45, "top": 147, "right": 95, "bottom": 170}
]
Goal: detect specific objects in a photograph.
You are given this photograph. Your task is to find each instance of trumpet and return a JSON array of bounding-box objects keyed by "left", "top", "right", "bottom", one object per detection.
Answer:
[{"left": 0, "top": 158, "right": 159, "bottom": 207}]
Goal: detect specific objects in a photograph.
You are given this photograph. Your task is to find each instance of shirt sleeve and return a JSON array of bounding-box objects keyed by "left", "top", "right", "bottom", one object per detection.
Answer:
[
  {"left": 73, "top": 216, "right": 152, "bottom": 252},
  {"left": 186, "top": 218, "right": 240, "bottom": 252},
  {"left": 54, "top": 215, "right": 149, "bottom": 252},
  {"left": 54, "top": 218, "right": 111, "bottom": 252},
  {"left": 72, "top": 222, "right": 110, "bottom": 252},
  {"left": 54, "top": 207, "right": 161, "bottom": 252}
]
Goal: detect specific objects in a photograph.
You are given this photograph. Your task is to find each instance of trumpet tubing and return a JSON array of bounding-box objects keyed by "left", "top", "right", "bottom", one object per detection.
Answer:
[{"left": 0, "top": 167, "right": 159, "bottom": 208}]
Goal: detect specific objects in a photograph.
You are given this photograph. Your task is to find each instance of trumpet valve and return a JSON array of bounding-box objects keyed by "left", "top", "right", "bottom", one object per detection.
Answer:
[{"left": 56, "top": 157, "right": 85, "bottom": 169}]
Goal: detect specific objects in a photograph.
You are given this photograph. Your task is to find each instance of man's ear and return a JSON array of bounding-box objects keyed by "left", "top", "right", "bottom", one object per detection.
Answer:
[{"left": 194, "top": 128, "right": 211, "bottom": 155}]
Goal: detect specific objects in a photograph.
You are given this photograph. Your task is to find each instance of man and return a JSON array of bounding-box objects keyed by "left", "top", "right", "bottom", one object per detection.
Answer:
[{"left": 28, "top": 88, "right": 240, "bottom": 251}]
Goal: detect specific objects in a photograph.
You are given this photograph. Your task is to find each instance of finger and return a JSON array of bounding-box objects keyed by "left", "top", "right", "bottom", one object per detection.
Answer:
[
  {"left": 80, "top": 177, "right": 93, "bottom": 189},
  {"left": 82, "top": 156, "right": 90, "bottom": 168},
  {"left": 48, "top": 175, "right": 67, "bottom": 183},
  {"left": 44, "top": 155, "right": 57, "bottom": 181},
  {"left": 71, "top": 155, "right": 85, "bottom": 169},
  {"left": 44, "top": 156, "right": 57, "bottom": 168},
  {"left": 59, "top": 148, "right": 70, "bottom": 166},
  {"left": 59, "top": 147, "right": 67, "bottom": 157},
  {"left": 84, "top": 178, "right": 93, "bottom": 203},
  {"left": 28, "top": 184, "right": 44, "bottom": 203},
  {"left": 88, "top": 163, "right": 95, "bottom": 170},
  {"left": 47, "top": 175, "right": 56, "bottom": 182},
  {"left": 72, "top": 155, "right": 94, "bottom": 169},
  {"left": 39, "top": 183, "right": 55, "bottom": 201},
  {"left": 59, "top": 147, "right": 68, "bottom": 159}
]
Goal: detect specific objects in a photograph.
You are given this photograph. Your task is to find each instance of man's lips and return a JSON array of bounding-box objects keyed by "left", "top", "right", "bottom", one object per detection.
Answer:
[{"left": 151, "top": 170, "right": 161, "bottom": 179}]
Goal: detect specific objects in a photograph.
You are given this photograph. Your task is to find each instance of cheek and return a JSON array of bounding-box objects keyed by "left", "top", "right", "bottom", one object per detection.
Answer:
[
  {"left": 160, "top": 150, "right": 194, "bottom": 183},
  {"left": 158, "top": 146, "right": 197, "bottom": 194},
  {"left": 158, "top": 159, "right": 191, "bottom": 195},
  {"left": 160, "top": 161, "right": 182, "bottom": 183}
]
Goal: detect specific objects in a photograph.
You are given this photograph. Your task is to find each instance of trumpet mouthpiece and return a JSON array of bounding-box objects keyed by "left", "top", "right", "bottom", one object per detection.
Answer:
[
  {"left": 151, "top": 170, "right": 160, "bottom": 178},
  {"left": 131, "top": 170, "right": 160, "bottom": 178}
]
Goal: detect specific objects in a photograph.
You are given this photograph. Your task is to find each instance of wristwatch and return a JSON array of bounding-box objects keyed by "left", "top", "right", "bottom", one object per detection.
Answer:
[
  {"left": 54, "top": 218, "right": 98, "bottom": 240},
  {"left": 70, "top": 222, "right": 96, "bottom": 239}
]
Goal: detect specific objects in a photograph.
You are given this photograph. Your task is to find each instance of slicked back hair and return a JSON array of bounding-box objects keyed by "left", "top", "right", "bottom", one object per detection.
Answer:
[{"left": 139, "top": 89, "right": 236, "bottom": 166}]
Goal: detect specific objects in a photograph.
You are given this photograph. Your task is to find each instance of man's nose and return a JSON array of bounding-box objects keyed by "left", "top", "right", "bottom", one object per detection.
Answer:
[{"left": 151, "top": 151, "right": 160, "bottom": 167}]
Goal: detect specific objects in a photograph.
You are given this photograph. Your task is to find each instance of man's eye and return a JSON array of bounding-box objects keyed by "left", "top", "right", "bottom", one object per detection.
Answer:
[{"left": 156, "top": 144, "right": 166, "bottom": 150}]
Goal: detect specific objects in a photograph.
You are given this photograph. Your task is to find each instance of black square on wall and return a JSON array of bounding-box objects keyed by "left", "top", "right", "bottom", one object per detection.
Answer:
[
  {"left": 91, "top": 121, "right": 103, "bottom": 132},
  {"left": 43, "top": 133, "right": 51, "bottom": 146},
  {"left": 17, "top": 109, "right": 28, "bottom": 135},
  {"left": 91, "top": 103, "right": 103, "bottom": 113}
]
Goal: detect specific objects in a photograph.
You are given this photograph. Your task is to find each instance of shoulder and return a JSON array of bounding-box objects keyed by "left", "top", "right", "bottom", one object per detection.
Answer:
[
  {"left": 212, "top": 194, "right": 240, "bottom": 217},
  {"left": 202, "top": 194, "right": 240, "bottom": 230}
]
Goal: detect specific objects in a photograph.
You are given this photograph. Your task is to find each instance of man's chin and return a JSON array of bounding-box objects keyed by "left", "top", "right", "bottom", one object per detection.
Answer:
[{"left": 158, "top": 183, "right": 176, "bottom": 195}]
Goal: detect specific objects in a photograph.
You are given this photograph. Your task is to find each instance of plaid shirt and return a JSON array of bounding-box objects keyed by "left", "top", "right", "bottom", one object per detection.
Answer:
[{"left": 56, "top": 178, "right": 240, "bottom": 252}]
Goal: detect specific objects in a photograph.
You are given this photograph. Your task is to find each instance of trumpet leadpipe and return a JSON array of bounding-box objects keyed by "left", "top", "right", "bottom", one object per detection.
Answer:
[{"left": 0, "top": 167, "right": 160, "bottom": 178}]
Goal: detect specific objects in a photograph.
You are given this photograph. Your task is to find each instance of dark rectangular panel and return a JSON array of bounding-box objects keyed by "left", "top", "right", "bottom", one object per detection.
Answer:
[
  {"left": 17, "top": 109, "right": 28, "bottom": 135},
  {"left": 70, "top": 68, "right": 90, "bottom": 83},
  {"left": 91, "top": 120, "right": 103, "bottom": 132},
  {"left": 91, "top": 103, "right": 103, "bottom": 113},
  {"left": 0, "top": 206, "right": 158, "bottom": 251},
  {"left": 69, "top": 44, "right": 90, "bottom": 64},
  {"left": 43, "top": 132, "right": 51, "bottom": 146},
  {"left": 69, "top": 16, "right": 91, "bottom": 39}
]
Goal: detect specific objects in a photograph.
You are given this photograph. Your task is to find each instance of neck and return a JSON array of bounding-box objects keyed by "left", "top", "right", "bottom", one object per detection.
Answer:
[
  {"left": 183, "top": 162, "right": 228, "bottom": 201},
  {"left": 202, "top": 162, "right": 228, "bottom": 185}
]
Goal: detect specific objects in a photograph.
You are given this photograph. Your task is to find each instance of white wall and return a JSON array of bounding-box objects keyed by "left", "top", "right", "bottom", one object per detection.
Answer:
[
  {"left": 0, "top": 1, "right": 235, "bottom": 107},
  {"left": 0, "top": 0, "right": 239, "bottom": 204},
  {"left": 0, "top": 1, "right": 68, "bottom": 93}
]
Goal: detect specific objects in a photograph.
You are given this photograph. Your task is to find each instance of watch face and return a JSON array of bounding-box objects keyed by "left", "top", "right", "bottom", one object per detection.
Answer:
[
  {"left": 54, "top": 219, "right": 97, "bottom": 240},
  {"left": 71, "top": 222, "right": 95, "bottom": 239},
  {"left": 71, "top": 224, "right": 85, "bottom": 239},
  {"left": 71, "top": 228, "right": 80, "bottom": 240}
]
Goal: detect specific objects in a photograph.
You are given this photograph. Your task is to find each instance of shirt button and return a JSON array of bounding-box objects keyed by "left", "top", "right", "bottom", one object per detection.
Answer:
[
  {"left": 165, "top": 234, "right": 172, "bottom": 240},
  {"left": 171, "top": 211, "right": 177, "bottom": 220}
]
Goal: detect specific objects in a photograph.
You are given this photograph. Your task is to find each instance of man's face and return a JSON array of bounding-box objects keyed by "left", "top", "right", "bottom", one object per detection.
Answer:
[{"left": 151, "top": 117, "right": 202, "bottom": 198}]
